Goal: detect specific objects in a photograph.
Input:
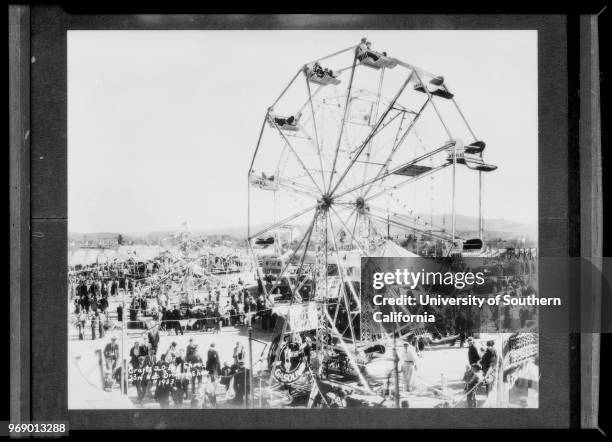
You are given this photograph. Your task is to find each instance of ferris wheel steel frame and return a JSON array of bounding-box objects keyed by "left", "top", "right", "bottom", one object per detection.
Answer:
[{"left": 246, "top": 41, "right": 494, "bottom": 399}]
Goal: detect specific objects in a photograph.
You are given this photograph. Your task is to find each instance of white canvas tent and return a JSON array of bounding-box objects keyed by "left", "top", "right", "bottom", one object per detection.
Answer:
[{"left": 371, "top": 240, "right": 419, "bottom": 257}]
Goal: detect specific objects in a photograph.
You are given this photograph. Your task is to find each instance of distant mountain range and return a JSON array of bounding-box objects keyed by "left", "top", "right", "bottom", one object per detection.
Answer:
[{"left": 69, "top": 214, "right": 537, "bottom": 243}]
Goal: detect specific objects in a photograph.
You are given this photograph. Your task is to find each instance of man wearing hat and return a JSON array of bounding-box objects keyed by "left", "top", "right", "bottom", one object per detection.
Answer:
[{"left": 103, "top": 336, "right": 120, "bottom": 372}]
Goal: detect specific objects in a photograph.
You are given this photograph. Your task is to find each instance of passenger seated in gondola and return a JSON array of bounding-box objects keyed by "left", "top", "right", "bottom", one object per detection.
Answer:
[
  {"left": 366, "top": 41, "right": 387, "bottom": 57},
  {"left": 356, "top": 38, "right": 387, "bottom": 62},
  {"left": 356, "top": 37, "right": 370, "bottom": 61},
  {"left": 259, "top": 172, "right": 274, "bottom": 182},
  {"left": 311, "top": 62, "right": 335, "bottom": 79},
  {"left": 274, "top": 115, "right": 296, "bottom": 127},
  {"left": 312, "top": 62, "right": 325, "bottom": 78}
]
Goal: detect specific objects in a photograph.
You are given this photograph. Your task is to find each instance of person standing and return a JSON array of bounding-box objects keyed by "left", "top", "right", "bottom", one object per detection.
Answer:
[
  {"left": 77, "top": 309, "right": 87, "bottom": 340},
  {"left": 206, "top": 343, "right": 221, "bottom": 381},
  {"left": 464, "top": 363, "right": 483, "bottom": 408},
  {"left": 186, "top": 346, "right": 204, "bottom": 396},
  {"left": 232, "top": 342, "right": 244, "bottom": 366},
  {"left": 153, "top": 354, "right": 175, "bottom": 409},
  {"left": 186, "top": 337, "right": 197, "bottom": 359},
  {"left": 467, "top": 337, "right": 481, "bottom": 366},
  {"left": 356, "top": 37, "right": 368, "bottom": 61},
  {"left": 480, "top": 340, "right": 498, "bottom": 395},
  {"left": 147, "top": 323, "right": 160, "bottom": 363},
  {"left": 401, "top": 341, "right": 418, "bottom": 392},
  {"left": 103, "top": 336, "right": 120, "bottom": 373},
  {"left": 220, "top": 362, "right": 233, "bottom": 391},
  {"left": 233, "top": 361, "right": 250, "bottom": 406},
  {"left": 213, "top": 306, "right": 221, "bottom": 333},
  {"left": 132, "top": 355, "right": 151, "bottom": 404},
  {"left": 98, "top": 312, "right": 105, "bottom": 339},
  {"left": 129, "top": 341, "right": 147, "bottom": 368},
  {"left": 90, "top": 313, "right": 99, "bottom": 340},
  {"left": 173, "top": 349, "right": 189, "bottom": 406}
]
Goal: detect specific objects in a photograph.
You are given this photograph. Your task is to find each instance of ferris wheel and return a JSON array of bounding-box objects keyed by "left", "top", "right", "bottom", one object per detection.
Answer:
[{"left": 247, "top": 39, "right": 497, "bottom": 395}]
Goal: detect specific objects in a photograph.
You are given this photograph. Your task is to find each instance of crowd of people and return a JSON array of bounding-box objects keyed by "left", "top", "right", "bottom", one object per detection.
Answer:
[
  {"left": 69, "top": 257, "right": 282, "bottom": 342},
  {"left": 103, "top": 334, "right": 264, "bottom": 408}
]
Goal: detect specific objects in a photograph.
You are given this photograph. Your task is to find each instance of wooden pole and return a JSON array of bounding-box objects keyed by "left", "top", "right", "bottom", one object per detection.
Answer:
[
  {"left": 393, "top": 333, "right": 400, "bottom": 408},
  {"left": 248, "top": 326, "right": 254, "bottom": 406}
]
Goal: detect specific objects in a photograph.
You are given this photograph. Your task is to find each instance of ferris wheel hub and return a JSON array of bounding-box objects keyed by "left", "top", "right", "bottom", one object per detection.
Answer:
[{"left": 317, "top": 194, "right": 334, "bottom": 210}]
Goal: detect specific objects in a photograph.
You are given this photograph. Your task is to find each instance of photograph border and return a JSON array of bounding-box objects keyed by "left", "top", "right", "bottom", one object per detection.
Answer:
[{"left": 10, "top": 8, "right": 602, "bottom": 430}]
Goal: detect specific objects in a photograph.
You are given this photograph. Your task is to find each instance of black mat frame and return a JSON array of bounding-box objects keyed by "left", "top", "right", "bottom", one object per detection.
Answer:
[{"left": 22, "top": 9, "right": 580, "bottom": 429}]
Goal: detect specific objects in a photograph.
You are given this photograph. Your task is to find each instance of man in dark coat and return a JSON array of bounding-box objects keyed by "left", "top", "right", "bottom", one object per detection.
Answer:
[
  {"left": 480, "top": 340, "right": 498, "bottom": 394},
  {"left": 206, "top": 343, "right": 221, "bottom": 381},
  {"left": 480, "top": 340, "right": 498, "bottom": 375},
  {"left": 186, "top": 346, "right": 204, "bottom": 395},
  {"left": 467, "top": 337, "right": 481, "bottom": 366},
  {"left": 220, "top": 362, "right": 233, "bottom": 390},
  {"left": 186, "top": 337, "right": 197, "bottom": 358},
  {"left": 103, "top": 336, "right": 119, "bottom": 372},
  {"left": 233, "top": 361, "right": 250, "bottom": 406}
]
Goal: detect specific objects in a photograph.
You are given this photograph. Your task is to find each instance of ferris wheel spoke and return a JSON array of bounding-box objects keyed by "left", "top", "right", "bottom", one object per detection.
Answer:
[
  {"left": 301, "top": 75, "right": 327, "bottom": 190},
  {"left": 330, "top": 70, "right": 415, "bottom": 197},
  {"left": 368, "top": 211, "right": 456, "bottom": 243},
  {"left": 411, "top": 69, "right": 454, "bottom": 141},
  {"left": 296, "top": 84, "right": 324, "bottom": 120},
  {"left": 359, "top": 66, "right": 386, "bottom": 194},
  {"left": 304, "top": 44, "right": 358, "bottom": 67},
  {"left": 368, "top": 204, "right": 439, "bottom": 235},
  {"left": 361, "top": 97, "right": 431, "bottom": 199},
  {"left": 364, "top": 161, "right": 451, "bottom": 204},
  {"left": 271, "top": 210, "right": 320, "bottom": 362},
  {"left": 263, "top": 208, "right": 319, "bottom": 303},
  {"left": 329, "top": 205, "right": 368, "bottom": 256},
  {"left": 269, "top": 114, "right": 324, "bottom": 195},
  {"left": 328, "top": 55, "right": 358, "bottom": 194},
  {"left": 334, "top": 140, "right": 455, "bottom": 202},
  {"left": 248, "top": 113, "right": 272, "bottom": 175},
  {"left": 326, "top": 211, "right": 361, "bottom": 313},
  {"left": 321, "top": 308, "right": 374, "bottom": 393},
  {"left": 270, "top": 67, "right": 303, "bottom": 110},
  {"left": 276, "top": 180, "right": 320, "bottom": 200},
  {"left": 249, "top": 204, "right": 317, "bottom": 240}
]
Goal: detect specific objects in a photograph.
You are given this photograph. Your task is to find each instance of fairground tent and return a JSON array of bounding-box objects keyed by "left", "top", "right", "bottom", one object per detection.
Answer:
[{"left": 68, "top": 245, "right": 164, "bottom": 267}]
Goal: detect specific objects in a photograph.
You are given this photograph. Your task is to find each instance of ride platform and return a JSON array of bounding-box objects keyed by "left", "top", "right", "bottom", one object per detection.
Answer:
[
  {"left": 392, "top": 164, "right": 434, "bottom": 177},
  {"left": 307, "top": 71, "right": 341, "bottom": 86},
  {"left": 414, "top": 82, "right": 454, "bottom": 99},
  {"left": 359, "top": 54, "right": 398, "bottom": 70}
]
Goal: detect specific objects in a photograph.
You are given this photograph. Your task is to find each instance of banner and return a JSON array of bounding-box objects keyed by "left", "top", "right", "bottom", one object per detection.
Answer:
[{"left": 287, "top": 302, "right": 318, "bottom": 332}]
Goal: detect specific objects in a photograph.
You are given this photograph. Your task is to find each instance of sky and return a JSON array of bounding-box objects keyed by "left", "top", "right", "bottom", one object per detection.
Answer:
[{"left": 68, "top": 30, "right": 537, "bottom": 234}]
